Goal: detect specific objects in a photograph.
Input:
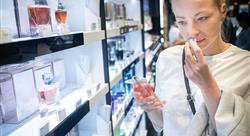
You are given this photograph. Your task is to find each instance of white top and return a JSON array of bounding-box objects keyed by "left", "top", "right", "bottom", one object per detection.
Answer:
[{"left": 155, "top": 45, "right": 250, "bottom": 136}]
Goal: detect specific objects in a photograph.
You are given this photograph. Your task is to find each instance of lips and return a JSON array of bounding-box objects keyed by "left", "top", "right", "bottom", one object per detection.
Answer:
[{"left": 196, "top": 38, "right": 205, "bottom": 44}]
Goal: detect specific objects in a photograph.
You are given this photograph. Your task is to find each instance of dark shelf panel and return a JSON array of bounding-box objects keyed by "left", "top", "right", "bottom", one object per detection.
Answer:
[
  {"left": 0, "top": 32, "right": 84, "bottom": 66},
  {"left": 46, "top": 101, "right": 90, "bottom": 136}
]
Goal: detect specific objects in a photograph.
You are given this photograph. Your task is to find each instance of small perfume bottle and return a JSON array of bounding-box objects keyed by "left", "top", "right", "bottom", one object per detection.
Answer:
[
  {"left": 38, "top": 73, "right": 59, "bottom": 105},
  {"left": 55, "top": 0, "right": 70, "bottom": 34}
]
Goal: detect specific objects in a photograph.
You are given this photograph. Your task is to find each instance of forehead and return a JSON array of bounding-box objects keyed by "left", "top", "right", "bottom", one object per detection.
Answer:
[{"left": 171, "top": 0, "right": 217, "bottom": 16}]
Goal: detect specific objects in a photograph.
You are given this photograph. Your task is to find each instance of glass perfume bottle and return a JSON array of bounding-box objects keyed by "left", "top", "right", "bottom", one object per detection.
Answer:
[
  {"left": 115, "top": 39, "right": 124, "bottom": 61},
  {"left": 131, "top": 76, "right": 154, "bottom": 98},
  {"left": 55, "top": 0, "right": 70, "bottom": 34},
  {"left": 28, "top": 0, "right": 52, "bottom": 37},
  {"left": 38, "top": 73, "right": 59, "bottom": 105}
]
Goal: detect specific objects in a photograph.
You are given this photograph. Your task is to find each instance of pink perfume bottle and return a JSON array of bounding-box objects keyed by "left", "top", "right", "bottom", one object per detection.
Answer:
[
  {"left": 55, "top": 0, "right": 70, "bottom": 34},
  {"left": 38, "top": 73, "right": 59, "bottom": 105},
  {"left": 28, "top": 0, "right": 52, "bottom": 37}
]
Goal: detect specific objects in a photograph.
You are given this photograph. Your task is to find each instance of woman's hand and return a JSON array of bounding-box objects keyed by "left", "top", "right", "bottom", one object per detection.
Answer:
[
  {"left": 184, "top": 41, "right": 217, "bottom": 90},
  {"left": 184, "top": 40, "right": 221, "bottom": 122},
  {"left": 133, "top": 84, "right": 165, "bottom": 112}
]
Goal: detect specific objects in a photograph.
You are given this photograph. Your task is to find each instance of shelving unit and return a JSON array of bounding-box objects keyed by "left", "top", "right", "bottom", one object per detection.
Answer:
[{"left": 0, "top": 0, "right": 161, "bottom": 135}]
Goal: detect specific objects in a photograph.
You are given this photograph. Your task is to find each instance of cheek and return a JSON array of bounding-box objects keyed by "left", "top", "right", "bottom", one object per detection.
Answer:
[
  {"left": 178, "top": 28, "right": 189, "bottom": 40},
  {"left": 200, "top": 20, "right": 222, "bottom": 37}
]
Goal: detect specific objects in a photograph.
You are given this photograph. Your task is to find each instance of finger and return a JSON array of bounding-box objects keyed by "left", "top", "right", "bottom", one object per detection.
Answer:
[
  {"left": 184, "top": 63, "right": 194, "bottom": 80},
  {"left": 132, "top": 92, "right": 144, "bottom": 100},
  {"left": 185, "top": 42, "right": 196, "bottom": 65},
  {"left": 188, "top": 39, "right": 205, "bottom": 63}
]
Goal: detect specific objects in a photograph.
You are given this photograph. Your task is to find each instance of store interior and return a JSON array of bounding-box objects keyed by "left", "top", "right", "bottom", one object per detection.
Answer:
[{"left": 0, "top": 0, "right": 249, "bottom": 136}]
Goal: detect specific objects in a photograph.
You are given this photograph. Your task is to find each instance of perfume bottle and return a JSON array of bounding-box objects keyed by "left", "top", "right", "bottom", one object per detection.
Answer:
[
  {"left": 38, "top": 73, "right": 59, "bottom": 105},
  {"left": 115, "top": 39, "right": 124, "bottom": 61},
  {"left": 132, "top": 76, "right": 154, "bottom": 98},
  {"left": 28, "top": 0, "right": 52, "bottom": 37},
  {"left": 55, "top": 0, "right": 70, "bottom": 34}
]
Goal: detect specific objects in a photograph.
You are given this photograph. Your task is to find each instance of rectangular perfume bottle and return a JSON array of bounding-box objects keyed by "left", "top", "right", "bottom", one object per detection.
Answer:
[{"left": 28, "top": 4, "right": 52, "bottom": 37}]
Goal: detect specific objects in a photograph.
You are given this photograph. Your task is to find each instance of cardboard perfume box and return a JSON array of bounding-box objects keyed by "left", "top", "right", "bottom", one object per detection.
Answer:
[{"left": 0, "top": 63, "right": 39, "bottom": 123}]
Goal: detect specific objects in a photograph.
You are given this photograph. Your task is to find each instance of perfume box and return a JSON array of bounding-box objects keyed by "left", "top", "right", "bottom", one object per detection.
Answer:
[
  {"left": 0, "top": 63, "right": 39, "bottom": 123},
  {"left": 52, "top": 59, "right": 66, "bottom": 90},
  {"left": 33, "top": 61, "right": 60, "bottom": 105},
  {"left": 33, "top": 61, "right": 53, "bottom": 90}
]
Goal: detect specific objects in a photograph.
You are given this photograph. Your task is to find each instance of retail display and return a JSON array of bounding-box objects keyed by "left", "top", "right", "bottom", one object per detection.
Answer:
[{"left": 0, "top": 0, "right": 155, "bottom": 135}]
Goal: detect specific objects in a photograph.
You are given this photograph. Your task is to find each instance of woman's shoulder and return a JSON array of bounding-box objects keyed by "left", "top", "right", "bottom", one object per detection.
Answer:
[
  {"left": 158, "top": 45, "right": 184, "bottom": 60},
  {"left": 230, "top": 45, "right": 250, "bottom": 57}
]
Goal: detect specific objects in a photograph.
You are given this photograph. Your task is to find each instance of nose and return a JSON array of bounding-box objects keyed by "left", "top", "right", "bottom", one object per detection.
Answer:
[{"left": 187, "top": 21, "right": 199, "bottom": 38}]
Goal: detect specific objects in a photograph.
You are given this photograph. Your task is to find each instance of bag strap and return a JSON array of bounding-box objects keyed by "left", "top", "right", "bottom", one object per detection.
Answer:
[{"left": 182, "top": 48, "right": 196, "bottom": 115}]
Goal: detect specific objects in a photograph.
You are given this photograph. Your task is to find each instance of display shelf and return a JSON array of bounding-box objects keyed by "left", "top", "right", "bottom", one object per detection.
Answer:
[
  {"left": 121, "top": 107, "right": 144, "bottom": 136},
  {"left": 106, "top": 28, "right": 121, "bottom": 38},
  {"left": 0, "top": 30, "right": 106, "bottom": 46},
  {"left": 88, "top": 83, "right": 109, "bottom": 109},
  {"left": 106, "top": 24, "right": 143, "bottom": 39},
  {"left": 83, "top": 30, "right": 105, "bottom": 44},
  {"left": 131, "top": 114, "right": 143, "bottom": 136},
  {"left": 112, "top": 92, "right": 134, "bottom": 134},
  {"left": 144, "top": 36, "right": 160, "bottom": 51},
  {"left": 110, "top": 71, "right": 123, "bottom": 89},
  {"left": 124, "top": 97, "right": 134, "bottom": 116},
  {"left": 0, "top": 32, "right": 83, "bottom": 45},
  {"left": 144, "top": 40, "right": 154, "bottom": 51},
  {"left": 145, "top": 42, "right": 162, "bottom": 68},
  {"left": 144, "top": 26, "right": 152, "bottom": 32},
  {"left": 0, "top": 83, "right": 110, "bottom": 136},
  {"left": 109, "top": 51, "right": 143, "bottom": 89},
  {"left": 112, "top": 112, "right": 125, "bottom": 133},
  {"left": 0, "top": 113, "right": 40, "bottom": 136},
  {"left": 146, "top": 72, "right": 153, "bottom": 83}
]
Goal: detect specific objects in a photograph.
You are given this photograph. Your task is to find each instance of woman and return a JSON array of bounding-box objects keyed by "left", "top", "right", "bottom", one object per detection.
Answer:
[{"left": 134, "top": 0, "right": 250, "bottom": 135}]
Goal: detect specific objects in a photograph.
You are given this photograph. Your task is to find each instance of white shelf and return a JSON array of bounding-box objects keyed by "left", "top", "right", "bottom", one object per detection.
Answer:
[
  {"left": 84, "top": 30, "right": 105, "bottom": 44},
  {"left": 110, "top": 71, "right": 123, "bottom": 89},
  {"left": 106, "top": 24, "right": 143, "bottom": 39},
  {"left": 144, "top": 26, "right": 152, "bottom": 32},
  {"left": 0, "top": 83, "right": 110, "bottom": 136},
  {"left": 106, "top": 28, "right": 121, "bottom": 38},
  {"left": 146, "top": 72, "right": 153, "bottom": 83},
  {"left": 112, "top": 112, "right": 125, "bottom": 133},
  {"left": 144, "top": 40, "right": 154, "bottom": 51},
  {"left": 88, "top": 83, "right": 109, "bottom": 109},
  {"left": 109, "top": 51, "right": 144, "bottom": 88},
  {"left": 0, "top": 31, "right": 82, "bottom": 44},
  {"left": 145, "top": 42, "right": 162, "bottom": 68},
  {"left": 121, "top": 107, "right": 144, "bottom": 136}
]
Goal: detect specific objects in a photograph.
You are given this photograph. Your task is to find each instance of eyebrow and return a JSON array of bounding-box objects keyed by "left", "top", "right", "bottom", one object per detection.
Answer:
[{"left": 175, "top": 11, "right": 208, "bottom": 19}]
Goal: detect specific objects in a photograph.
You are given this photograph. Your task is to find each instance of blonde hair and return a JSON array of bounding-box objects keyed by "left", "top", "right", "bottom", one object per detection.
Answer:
[{"left": 214, "top": 0, "right": 227, "bottom": 8}]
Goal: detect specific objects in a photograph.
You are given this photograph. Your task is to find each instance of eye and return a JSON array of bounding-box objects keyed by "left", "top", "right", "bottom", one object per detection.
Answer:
[
  {"left": 177, "top": 21, "right": 187, "bottom": 26},
  {"left": 197, "top": 16, "right": 209, "bottom": 21}
]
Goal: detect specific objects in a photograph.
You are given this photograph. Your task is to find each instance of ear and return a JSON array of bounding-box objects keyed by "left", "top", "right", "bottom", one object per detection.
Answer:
[{"left": 220, "top": 3, "right": 227, "bottom": 21}]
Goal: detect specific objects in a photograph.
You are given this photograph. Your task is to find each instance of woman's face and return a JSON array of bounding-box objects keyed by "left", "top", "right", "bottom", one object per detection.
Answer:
[{"left": 172, "top": 0, "right": 226, "bottom": 49}]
